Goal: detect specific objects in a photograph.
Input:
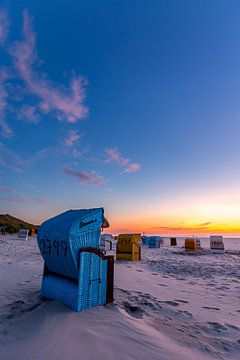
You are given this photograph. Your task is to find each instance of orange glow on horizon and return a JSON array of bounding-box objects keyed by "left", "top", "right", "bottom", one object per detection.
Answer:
[
  {"left": 105, "top": 195, "right": 240, "bottom": 236},
  {"left": 108, "top": 223, "right": 240, "bottom": 236},
  {"left": 107, "top": 216, "right": 240, "bottom": 236}
]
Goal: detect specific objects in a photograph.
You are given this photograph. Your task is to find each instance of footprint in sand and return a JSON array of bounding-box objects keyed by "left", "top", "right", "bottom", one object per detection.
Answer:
[
  {"left": 136, "top": 269, "right": 143, "bottom": 272},
  {"left": 122, "top": 302, "right": 144, "bottom": 319},
  {"left": 225, "top": 323, "right": 240, "bottom": 331},
  {"left": 202, "top": 306, "right": 220, "bottom": 311},
  {"left": 158, "top": 283, "right": 168, "bottom": 287},
  {"left": 151, "top": 273, "right": 158, "bottom": 276},
  {"left": 207, "top": 322, "right": 228, "bottom": 333},
  {"left": 217, "top": 286, "right": 230, "bottom": 290},
  {"left": 160, "top": 300, "right": 179, "bottom": 306},
  {"left": 19, "top": 280, "right": 31, "bottom": 285},
  {"left": 176, "top": 310, "right": 193, "bottom": 319}
]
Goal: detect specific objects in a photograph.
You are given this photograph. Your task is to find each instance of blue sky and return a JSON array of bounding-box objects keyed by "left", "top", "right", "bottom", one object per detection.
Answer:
[{"left": 1, "top": 1, "right": 240, "bottom": 234}]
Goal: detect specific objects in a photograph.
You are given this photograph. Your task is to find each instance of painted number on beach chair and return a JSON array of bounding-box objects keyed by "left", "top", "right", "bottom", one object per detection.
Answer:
[{"left": 40, "top": 239, "right": 68, "bottom": 257}]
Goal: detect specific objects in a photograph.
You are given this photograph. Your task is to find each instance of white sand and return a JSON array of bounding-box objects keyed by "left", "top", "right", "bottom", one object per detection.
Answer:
[{"left": 0, "top": 235, "right": 239, "bottom": 360}]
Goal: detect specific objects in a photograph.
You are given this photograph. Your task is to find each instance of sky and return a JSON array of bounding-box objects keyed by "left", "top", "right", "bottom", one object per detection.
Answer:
[{"left": 1, "top": 0, "right": 240, "bottom": 235}]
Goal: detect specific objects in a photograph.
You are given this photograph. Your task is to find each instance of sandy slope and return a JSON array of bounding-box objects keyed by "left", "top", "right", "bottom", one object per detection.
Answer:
[{"left": 0, "top": 235, "right": 239, "bottom": 360}]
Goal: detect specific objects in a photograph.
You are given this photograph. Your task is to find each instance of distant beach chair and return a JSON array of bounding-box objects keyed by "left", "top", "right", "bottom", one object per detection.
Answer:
[
  {"left": 195, "top": 237, "right": 203, "bottom": 251},
  {"left": 18, "top": 228, "right": 29, "bottom": 240},
  {"left": 100, "top": 234, "right": 113, "bottom": 250},
  {"left": 210, "top": 235, "right": 224, "bottom": 253},
  {"left": 170, "top": 237, "right": 177, "bottom": 246},
  {"left": 37, "top": 208, "right": 114, "bottom": 312},
  {"left": 149, "top": 236, "right": 161, "bottom": 248},
  {"left": 141, "top": 236, "right": 149, "bottom": 245},
  {"left": 116, "top": 233, "right": 141, "bottom": 260},
  {"left": 28, "top": 228, "right": 35, "bottom": 236},
  {"left": 185, "top": 237, "right": 197, "bottom": 252},
  {"left": 196, "top": 237, "right": 201, "bottom": 248},
  {"left": 159, "top": 238, "right": 164, "bottom": 245}
]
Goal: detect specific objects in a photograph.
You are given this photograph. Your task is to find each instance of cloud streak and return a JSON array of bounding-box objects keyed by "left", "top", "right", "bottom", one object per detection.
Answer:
[
  {"left": 124, "top": 162, "right": 141, "bottom": 173},
  {"left": 9, "top": 10, "right": 88, "bottom": 124},
  {"left": 0, "top": 185, "right": 15, "bottom": 192},
  {"left": 0, "top": 194, "right": 48, "bottom": 204},
  {"left": 0, "top": 143, "right": 25, "bottom": 172},
  {"left": 105, "top": 148, "right": 129, "bottom": 166},
  {"left": 63, "top": 166, "right": 107, "bottom": 186},
  {"left": 17, "top": 105, "right": 39, "bottom": 123},
  {"left": 105, "top": 148, "right": 141, "bottom": 173},
  {"left": 152, "top": 222, "right": 215, "bottom": 232},
  {"left": 0, "top": 9, "right": 9, "bottom": 46},
  {"left": 0, "top": 68, "right": 13, "bottom": 137},
  {"left": 64, "top": 130, "right": 82, "bottom": 147}
]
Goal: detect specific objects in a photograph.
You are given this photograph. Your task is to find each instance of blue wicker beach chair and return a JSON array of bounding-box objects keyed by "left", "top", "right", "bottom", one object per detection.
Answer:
[
  {"left": 37, "top": 208, "right": 114, "bottom": 312},
  {"left": 141, "top": 236, "right": 149, "bottom": 245},
  {"left": 149, "top": 236, "right": 161, "bottom": 248}
]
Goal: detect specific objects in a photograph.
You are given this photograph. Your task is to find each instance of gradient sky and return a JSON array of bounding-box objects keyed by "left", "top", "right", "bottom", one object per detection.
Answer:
[{"left": 1, "top": 0, "right": 240, "bottom": 235}]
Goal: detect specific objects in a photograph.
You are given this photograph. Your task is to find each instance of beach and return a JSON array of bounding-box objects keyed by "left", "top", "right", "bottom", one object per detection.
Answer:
[{"left": 0, "top": 235, "right": 239, "bottom": 360}]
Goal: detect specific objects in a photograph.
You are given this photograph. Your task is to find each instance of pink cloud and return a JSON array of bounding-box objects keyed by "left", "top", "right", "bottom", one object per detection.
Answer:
[
  {"left": 0, "top": 195, "right": 28, "bottom": 203},
  {"left": 0, "top": 143, "right": 25, "bottom": 171},
  {"left": 105, "top": 147, "right": 141, "bottom": 174},
  {"left": 0, "top": 185, "right": 15, "bottom": 192},
  {"left": 34, "top": 198, "right": 48, "bottom": 205},
  {"left": 64, "top": 130, "right": 82, "bottom": 147},
  {"left": 105, "top": 148, "right": 129, "bottom": 166},
  {"left": 0, "top": 9, "right": 9, "bottom": 46},
  {"left": 124, "top": 162, "right": 141, "bottom": 173},
  {"left": 9, "top": 10, "right": 88, "bottom": 124},
  {"left": 63, "top": 166, "right": 106, "bottom": 186},
  {"left": 0, "top": 194, "right": 48, "bottom": 204},
  {"left": 72, "top": 148, "right": 82, "bottom": 159},
  {"left": 17, "top": 105, "right": 39, "bottom": 123},
  {"left": 28, "top": 146, "right": 64, "bottom": 166}
]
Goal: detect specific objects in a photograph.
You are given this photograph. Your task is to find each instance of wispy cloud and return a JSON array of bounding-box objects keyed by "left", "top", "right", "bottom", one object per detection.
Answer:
[
  {"left": 28, "top": 146, "right": 59, "bottom": 163},
  {"left": 64, "top": 130, "right": 82, "bottom": 147},
  {"left": 17, "top": 105, "right": 39, "bottom": 123},
  {"left": 105, "top": 148, "right": 129, "bottom": 166},
  {"left": 124, "top": 162, "right": 141, "bottom": 173},
  {"left": 0, "top": 68, "right": 13, "bottom": 137},
  {"left": 63, "top": 166, "right": 107, "bottom": 186},
  {"left": 0, "top": 195, "right": 28, "bottom": 203},
  {"left": 0, "top": 143, "right": 25, "bottom": 172},
  {"left": 0, "top": 194, "right": 48, "bottom": 204},
  {"left": 198, "top": 222, "right": 214, "bottom": 227},
  {"left": 22, "top": 182, "right": 36, "bottom": 190},
  {"left": 105, "top": 148, "right": 141, "bottom": 173},
  {"left": 0, "top": 9, "right": 9, "bottom": 46},
  {"left": 34, "top": 198, "right": 48, "bottom": 205},
  {"left": 0, "top": 185, "right": 15, "bottom": 192},
  {"left": 152, "top": 222, "right": 215, "bottom": 232},
  {"left": 9, "top": 10, "right": 88, "bottom": 124}
]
